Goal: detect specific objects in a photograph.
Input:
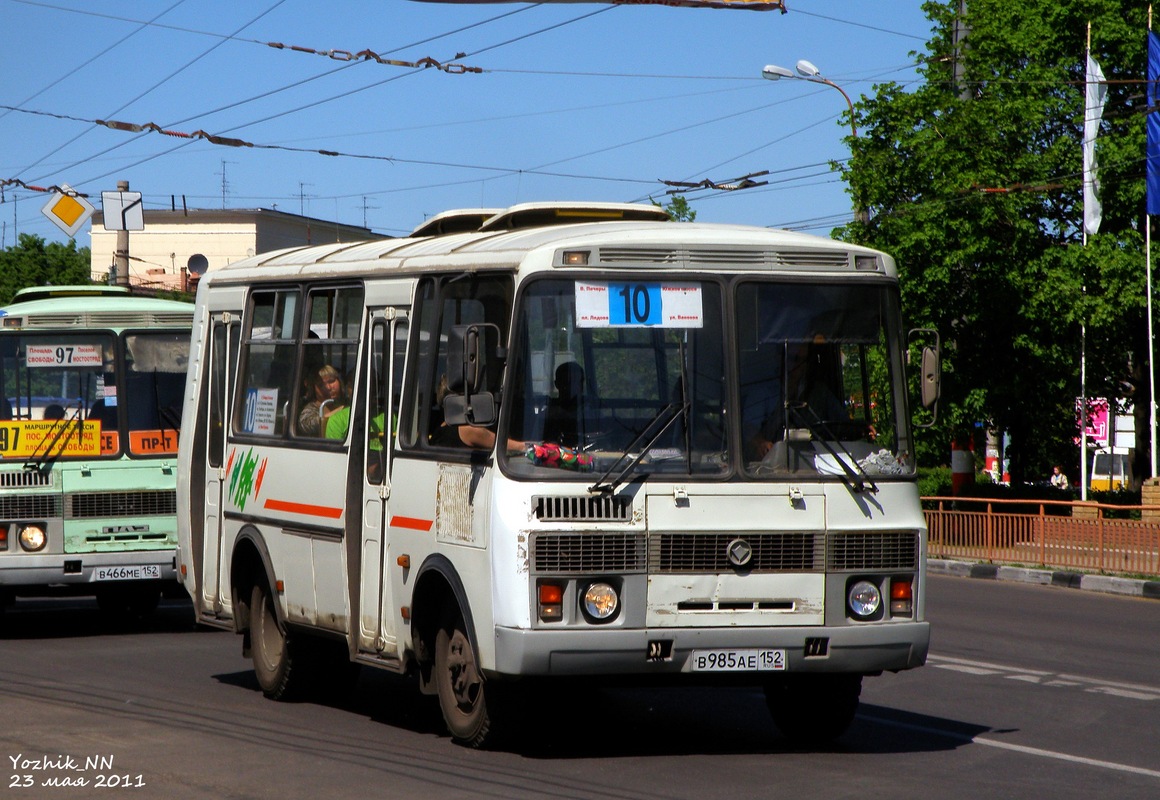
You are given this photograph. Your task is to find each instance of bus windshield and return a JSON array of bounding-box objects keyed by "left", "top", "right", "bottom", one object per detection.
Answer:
[
  {"left": 0, "top": 330, "right": 189, "bottom": 459},
  {"left": 735, "top": 280, "right": 911, "bottom": 479},
  {"left": 503, "top": 276, "right": 911, "bottom": 481}
]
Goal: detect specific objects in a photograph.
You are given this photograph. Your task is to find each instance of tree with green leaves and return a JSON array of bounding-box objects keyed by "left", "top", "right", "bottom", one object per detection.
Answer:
[
  {"left": 654, "top": 195, "right": 697, "bottom": 222},
  {"left": 839, "top": 0, "right": 1150, "bottom": 484},
  {"left": 0, "top": 234, "right": 95, "bottom": 305}
]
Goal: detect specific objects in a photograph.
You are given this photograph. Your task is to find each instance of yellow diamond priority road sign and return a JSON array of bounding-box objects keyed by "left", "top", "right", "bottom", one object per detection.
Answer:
[{"left": 41, "top": 184, "right": 95, "bottom": 238}]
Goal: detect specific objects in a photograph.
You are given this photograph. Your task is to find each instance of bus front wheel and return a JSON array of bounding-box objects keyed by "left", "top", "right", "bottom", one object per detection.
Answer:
[
  {"left": 434, "top": 606, "right": 499, "bottom": 747},
  {"left": 763, "top": 673, "right": 862, "bottom": 746},
  {"left": 250, "top": 583, "right": 305, "bottom": 700}
]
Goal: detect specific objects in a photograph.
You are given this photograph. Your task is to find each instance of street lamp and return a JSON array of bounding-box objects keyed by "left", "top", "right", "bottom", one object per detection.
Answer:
[{"left": 762, "top": 60, "right": 866, "bottom": 223}]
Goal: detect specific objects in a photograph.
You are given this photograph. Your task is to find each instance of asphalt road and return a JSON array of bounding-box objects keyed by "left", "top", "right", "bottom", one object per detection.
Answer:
[{"left": 1, "top": 575, "right": 1157, "bottom": 800}]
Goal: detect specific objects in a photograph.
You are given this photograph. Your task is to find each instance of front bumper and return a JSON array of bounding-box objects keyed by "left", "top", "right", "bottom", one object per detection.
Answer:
[
  {"left": 493, "top": 620, "right": 929, "bottom": 677},
  {"left": 0, "top": 549, "right": 178, "bottom": 589}
]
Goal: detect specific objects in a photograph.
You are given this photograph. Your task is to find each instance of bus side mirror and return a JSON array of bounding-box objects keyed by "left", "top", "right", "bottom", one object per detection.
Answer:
[
  {"left": 920, "top": 346, "right": 940, "bottom": 409},
  {"left": 909, "top": 328, "right": 940, "bottom": 428},
  {"left": 445, "top": 323, "right": 504, "bottom": 427}
]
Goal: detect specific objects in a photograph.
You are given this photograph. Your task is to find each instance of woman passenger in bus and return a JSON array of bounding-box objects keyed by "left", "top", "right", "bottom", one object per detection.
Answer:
[{"left": 298, "top": 364, "right": 346, "bottom": 437}]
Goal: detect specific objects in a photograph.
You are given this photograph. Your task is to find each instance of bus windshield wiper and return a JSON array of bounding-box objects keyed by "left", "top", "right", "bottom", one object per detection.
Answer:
[
  {"left": 786, "top": 403, "right": 878, "bottom": 494},
  {"left": 588, "top": 400, "right": 689, "bottom": 495},
  {"left": 151, "top": 368, "right": 181, "bottom": 437},
  {"left": 23, "top": 403, "right": 83, "bottom": 475}
]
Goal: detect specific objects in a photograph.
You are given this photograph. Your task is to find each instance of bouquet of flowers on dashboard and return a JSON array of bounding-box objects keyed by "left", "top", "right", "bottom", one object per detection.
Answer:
[{"left": 525, "top": 442, "right": 594, "bottom": 472}]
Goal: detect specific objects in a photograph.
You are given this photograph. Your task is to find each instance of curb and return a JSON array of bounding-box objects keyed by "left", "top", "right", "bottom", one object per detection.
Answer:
[{"left": 928, "top": 559, "right": 1160, "bottom": 601}]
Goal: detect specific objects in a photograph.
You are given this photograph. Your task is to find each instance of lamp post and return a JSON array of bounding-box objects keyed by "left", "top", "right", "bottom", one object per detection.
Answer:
[{"left": 762, "top": 60, "right": 867, "bottom": 223}]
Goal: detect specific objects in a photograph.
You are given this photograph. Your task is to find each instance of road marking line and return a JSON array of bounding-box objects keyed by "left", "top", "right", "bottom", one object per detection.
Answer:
[
  {"left": 860, "top": 714, "right": 1160, "bottom": 779},
  {"left": 929, "top": 654, "right": 1160, "bottom": 700}
]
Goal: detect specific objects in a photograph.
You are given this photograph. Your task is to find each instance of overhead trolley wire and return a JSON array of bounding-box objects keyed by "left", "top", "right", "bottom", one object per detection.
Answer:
[{"left": 19, "top": 0, "right": 290, "bottom": 184}]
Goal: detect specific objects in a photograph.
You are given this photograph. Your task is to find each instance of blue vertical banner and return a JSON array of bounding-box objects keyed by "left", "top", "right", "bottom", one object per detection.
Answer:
[{"left": 1147, "top": 31, "right": 1160, "bottom": 214}]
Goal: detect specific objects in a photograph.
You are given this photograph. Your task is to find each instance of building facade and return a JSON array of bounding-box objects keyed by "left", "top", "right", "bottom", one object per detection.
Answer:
[{"left": 89, "top": 208, "right": 384, "bottom": 291}]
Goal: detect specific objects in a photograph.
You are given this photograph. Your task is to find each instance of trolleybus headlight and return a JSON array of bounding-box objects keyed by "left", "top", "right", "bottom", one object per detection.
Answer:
[
  {"left": 847, "top": 580, "right": 881, "bottom": 619},
  {"left": 18, "top": 524, "right": 47, "bottom": 552},
  {"left": 582, "top": 582, "right": 619, "bottom": 622}
]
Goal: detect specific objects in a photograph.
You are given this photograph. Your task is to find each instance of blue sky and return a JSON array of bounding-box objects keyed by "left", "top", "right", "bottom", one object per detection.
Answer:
[{"left": 1, "top": 0, "right": 933, "bottom": 246}]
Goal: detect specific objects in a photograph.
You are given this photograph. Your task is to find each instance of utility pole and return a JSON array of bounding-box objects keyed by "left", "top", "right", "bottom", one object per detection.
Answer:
[{"left": 114, "top": 180, "right": 130, "bottom": 288}]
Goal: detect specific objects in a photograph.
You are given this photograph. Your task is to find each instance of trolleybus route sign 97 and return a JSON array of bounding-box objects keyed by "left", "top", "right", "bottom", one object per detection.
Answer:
[
  {"left": 24, "top": 343, "right": 103, "bottom": 367},
  {"left": 575, "top": 281, "right": 704, "bottom": 328},
  {"left": 0, "top": 421, "right": 101, "bottom": 458}
]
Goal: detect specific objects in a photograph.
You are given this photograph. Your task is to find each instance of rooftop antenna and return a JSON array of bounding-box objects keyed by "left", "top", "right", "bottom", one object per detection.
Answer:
[
  {"left": 362, "top": 196, "right": 379, "bottom": 229},
  {"left": 298, "top": 182, "right": 313, "bottom": 217},
  {"left": 217, "top": 160, "right": 235, "bottom": 209}
]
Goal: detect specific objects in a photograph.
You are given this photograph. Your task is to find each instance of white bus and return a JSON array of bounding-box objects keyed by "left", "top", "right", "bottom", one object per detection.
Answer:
[{"left": 176, "top": 202, "right": 938, "bottom": 747}]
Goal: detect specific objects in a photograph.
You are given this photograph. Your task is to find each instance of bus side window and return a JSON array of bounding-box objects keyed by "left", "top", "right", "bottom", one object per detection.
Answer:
[
  {"left": 398, "top": 275, "right": 512, "bottom": 453},
  {"left": 237, "top": 289, "right": 299, "bottom": 437},
  {"left": 366, "top": 316, "right": 408, "bottom": 483},
  {"left": 314, "top": 287, "right": 364, "bottom": 443}
]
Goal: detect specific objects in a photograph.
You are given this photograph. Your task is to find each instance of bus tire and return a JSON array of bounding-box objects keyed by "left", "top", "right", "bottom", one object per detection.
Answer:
[
  {"left": 434, "top": 605, "right": 496, "bottom": 748},
  {"left": 250, "top": 582, "right": 306, "bottom": 701},
  {"left": 763, "top": 673, "right": 862, "bottom": 746}
]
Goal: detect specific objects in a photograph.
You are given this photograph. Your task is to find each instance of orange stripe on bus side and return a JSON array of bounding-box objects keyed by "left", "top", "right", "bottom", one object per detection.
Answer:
[
  {"left": 391, "top": 515, "right": 434, "bottom": 532},
  {"left": 263, "top": 498, "right": 344, "bottom": 519}
]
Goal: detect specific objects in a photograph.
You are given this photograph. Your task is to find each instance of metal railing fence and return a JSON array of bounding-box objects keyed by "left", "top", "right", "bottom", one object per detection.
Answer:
[{"left": 923, "top": 496, "right": 1160, "bottom": 577}]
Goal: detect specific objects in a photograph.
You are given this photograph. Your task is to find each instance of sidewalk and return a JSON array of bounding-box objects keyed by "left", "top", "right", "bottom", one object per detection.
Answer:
[{"left": 928, "top": 559, "right": 1160, "bottom": 601}]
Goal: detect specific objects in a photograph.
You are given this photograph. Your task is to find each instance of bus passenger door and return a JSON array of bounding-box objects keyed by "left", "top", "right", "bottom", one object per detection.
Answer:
[
  {"left": 358, "top": 310, "right": 408, "bottom": 655},
  {"left": 203, "top": 315, "right": 240, "bottom": 616}
]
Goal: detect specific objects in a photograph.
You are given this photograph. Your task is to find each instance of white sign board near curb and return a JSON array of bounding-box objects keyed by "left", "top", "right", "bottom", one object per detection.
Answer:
[{"left": 41, "top": 184, "right": 95, "bottom": 238}]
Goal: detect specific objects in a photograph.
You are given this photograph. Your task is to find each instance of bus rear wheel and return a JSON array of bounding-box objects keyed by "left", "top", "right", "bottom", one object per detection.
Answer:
[
  {"left": 434, "top": 606, "right": 499, "bottom": 747},
  {"left": 250, "top": 583, "right": 306, "bottom": 700},
  {"left": 763, "top": 673, "right": 862, "bottom": 746}
]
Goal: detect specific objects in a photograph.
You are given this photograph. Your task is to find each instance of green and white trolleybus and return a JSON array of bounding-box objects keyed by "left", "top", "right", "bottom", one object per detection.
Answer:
[
  {"left": 0, "top": 286, "right": 192, "bottom": 620},
  {"left": 176, "top": 203, "right": 938, "bottom": 747}
]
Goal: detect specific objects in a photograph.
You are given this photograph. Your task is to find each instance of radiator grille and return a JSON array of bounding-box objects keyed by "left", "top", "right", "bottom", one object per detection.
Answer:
[
  {"left": 0, "top": 493, "right": 62, "bottom": 519},
  {"left": 650, "top": 532, "right": 824, "bottom": 573},
  {"left": 533, "top": 495, "right": 632, "bottom": 522},
  {"left": 0, "top": 470, "right": 53, "bottom": 488},
  {"left": 531, "top": 532, "right": 646, "bottom": 573},
  {"left": 827, "top": 531, "right": 919, "bottom": 571},
  {"left": 66, "top": 490, "right": 177, "bottom": 519}
]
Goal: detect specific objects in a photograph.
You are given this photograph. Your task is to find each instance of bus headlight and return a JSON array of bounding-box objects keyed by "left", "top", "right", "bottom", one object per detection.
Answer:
[
  {"left": 847, "top": 580, "right": 881, "bottom": 619},
  {"left": 19, "top": 524, "right": 47, "bottom": 552},
  {"left": 582, "top": 582, "right": 619, "bottom": 622}
]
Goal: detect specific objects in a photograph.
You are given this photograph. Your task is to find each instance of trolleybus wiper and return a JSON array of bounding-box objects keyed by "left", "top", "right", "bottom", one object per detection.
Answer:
[
  {"left": 23, "top": 403, "right": 83, "bottom": 475},
  {"left": 786, "top": 403, "right": 878, "bottom": 494},
  {"left": 588, "top": 399, "right": 689, "bottom": 495}
]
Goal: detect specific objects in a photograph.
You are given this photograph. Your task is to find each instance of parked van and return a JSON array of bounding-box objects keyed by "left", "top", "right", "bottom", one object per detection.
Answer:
[{"left": 1090, "top": 451, "right": 1135, "bottom": 492}]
